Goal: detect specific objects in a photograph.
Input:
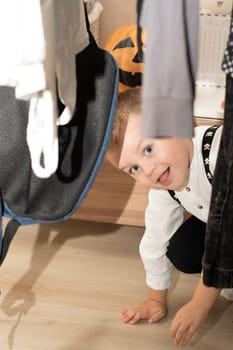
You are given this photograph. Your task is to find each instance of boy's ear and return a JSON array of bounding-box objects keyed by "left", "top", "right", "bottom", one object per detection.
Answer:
[
  {"left": 105, "top": 149, "right": 120, "bottom": 169},
  {"left": 105, "top": 149, "right": 114, "bottom": 164}
]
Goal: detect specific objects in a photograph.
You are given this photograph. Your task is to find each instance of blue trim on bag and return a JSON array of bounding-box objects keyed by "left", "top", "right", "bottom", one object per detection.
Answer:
[{"left": 3, "top": 201, "right": 39, "bottom": 225}]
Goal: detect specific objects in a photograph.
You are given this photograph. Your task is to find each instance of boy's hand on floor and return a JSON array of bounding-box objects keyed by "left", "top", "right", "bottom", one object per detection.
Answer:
[
  {"left": 170, "top": 278, "right": 220, "bottom": 345},
  {"left": 120, "top": 299, "right": 167, "bottom": 325},
  {"left": 170, "top": 300, "right": 209, "bottom": 346}
]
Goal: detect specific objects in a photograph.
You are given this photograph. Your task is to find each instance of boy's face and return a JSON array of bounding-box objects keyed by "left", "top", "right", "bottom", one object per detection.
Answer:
[{"left": 108, "top": 113, "right": 193, "bottom": 191}]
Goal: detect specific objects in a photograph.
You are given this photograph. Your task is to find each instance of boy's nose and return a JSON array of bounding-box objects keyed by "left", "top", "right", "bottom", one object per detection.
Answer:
[{"left": 142, "top": 163, "right": 154, "bottom": 177}]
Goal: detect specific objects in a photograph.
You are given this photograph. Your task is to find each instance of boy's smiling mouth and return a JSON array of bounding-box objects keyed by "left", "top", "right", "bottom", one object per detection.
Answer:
[{"left": 158, "top": 167, "right": 170, "bottom": 185}]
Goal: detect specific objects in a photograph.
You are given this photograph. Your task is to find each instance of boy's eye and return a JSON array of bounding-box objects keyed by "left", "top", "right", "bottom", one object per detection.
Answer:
[
  {"left": 129, "top": 165, "right": 139, "bottom": 174},
  {"left": 144, "top": 145, "right": 153, "bottom": 156}
]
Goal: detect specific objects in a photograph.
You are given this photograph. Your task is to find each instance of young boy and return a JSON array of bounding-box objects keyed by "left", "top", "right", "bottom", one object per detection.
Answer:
[{"left": 107, "top": 88, "right": 232, "bottom": 345}]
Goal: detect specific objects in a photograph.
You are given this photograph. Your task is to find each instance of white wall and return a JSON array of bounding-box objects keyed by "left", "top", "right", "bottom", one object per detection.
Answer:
[{"left": 98, "top": 0, "right": 137, "bottom": 47}]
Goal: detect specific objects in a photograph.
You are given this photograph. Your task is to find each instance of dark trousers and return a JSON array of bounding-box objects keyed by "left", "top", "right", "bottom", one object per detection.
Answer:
[{"left": 166, "top": 216, "right": 206, "bottom": 274}]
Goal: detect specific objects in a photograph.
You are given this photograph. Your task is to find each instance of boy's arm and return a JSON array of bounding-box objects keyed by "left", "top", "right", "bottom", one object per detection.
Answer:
[
  {"left": 170, "top": 277, "right": 220, "bottom": 345},
  {"left": 121, "top": 190, "right": 184, "bottom": 325},
  {"left": 140, "top": 189, "right": 184, "bottom": 291}
]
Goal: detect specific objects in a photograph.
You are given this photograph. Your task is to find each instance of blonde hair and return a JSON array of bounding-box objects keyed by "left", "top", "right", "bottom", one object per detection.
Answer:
[{"left": 109, "top": 88, "right": 141, "bottom": 152}]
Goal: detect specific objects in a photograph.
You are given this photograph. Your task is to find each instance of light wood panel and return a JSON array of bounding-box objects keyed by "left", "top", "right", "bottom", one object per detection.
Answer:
[
  {"left": 73, "top": 160, "right": 149, "bottom": 227},
  {"left": 73, "top": 118, "right": 223, "bottom": 226}
]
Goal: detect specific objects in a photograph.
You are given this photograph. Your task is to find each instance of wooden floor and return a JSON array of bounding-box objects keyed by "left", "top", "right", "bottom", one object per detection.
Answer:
[{"left": 0, "top": 218, "right": 232, "bottom": 350}]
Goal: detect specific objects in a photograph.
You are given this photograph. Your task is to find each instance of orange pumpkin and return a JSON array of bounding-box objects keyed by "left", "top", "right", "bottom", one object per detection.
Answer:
[{"left": 104, "top": 24, "right": 146, "bottom": 93}]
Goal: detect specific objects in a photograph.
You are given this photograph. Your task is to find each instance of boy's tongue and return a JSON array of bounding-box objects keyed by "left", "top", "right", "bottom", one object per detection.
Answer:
[{"left": 159, "top": 168, "right": 170, "bottom": 185}]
